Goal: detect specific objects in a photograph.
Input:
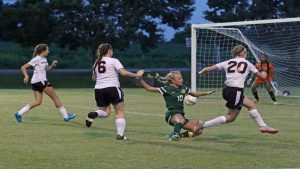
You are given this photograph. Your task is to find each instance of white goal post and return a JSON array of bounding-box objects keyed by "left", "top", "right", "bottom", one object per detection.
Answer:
[{"left": 191, "top": 17, "right": 300, "bottom": 97}]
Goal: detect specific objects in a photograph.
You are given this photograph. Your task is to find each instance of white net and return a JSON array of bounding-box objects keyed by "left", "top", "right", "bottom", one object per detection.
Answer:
[{"left": 192, "top": 18, "right": 300, "bottom": 97}]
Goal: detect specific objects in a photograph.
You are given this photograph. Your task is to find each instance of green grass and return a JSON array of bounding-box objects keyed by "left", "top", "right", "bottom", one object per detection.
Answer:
[{"left": 0, "top": 88, "right": 300, "bottom": 169}]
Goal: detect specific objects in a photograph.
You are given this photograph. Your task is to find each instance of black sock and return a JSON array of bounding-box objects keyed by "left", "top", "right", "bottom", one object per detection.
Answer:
[
  {"left": 252, "top": 91, "right": 259, "bottom": 100},
  {"left": 173, "top": 123, "right": 183, "bottom": 135},
  {"left": 268, "top": 91, "right": 277, "bottom": 102},
  {"left": 88, "top": 112, "right": 98, "bottom": 119}
]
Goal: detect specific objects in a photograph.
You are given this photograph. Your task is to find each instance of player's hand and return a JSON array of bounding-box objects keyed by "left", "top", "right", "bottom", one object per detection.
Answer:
[
  {"left": 198, "top": 68, "right": 206, "bottom": 75},
  {"left": 136, "top": 70, "right": 144, "bottom": 77},
  {"left": 207, "top": 90, "right": 216, "bottom": 95},
  {"left": 51, "top": 60, "right": 58, "bottom": 67},
  {"left": 23, "top": 76, "right": 29, "bottom": 84}
]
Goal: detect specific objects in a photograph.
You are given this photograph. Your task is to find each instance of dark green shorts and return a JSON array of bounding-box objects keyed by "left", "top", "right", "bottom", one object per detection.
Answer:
[{"left": 165, "top": 111, "right": 189, "bottom": 126}]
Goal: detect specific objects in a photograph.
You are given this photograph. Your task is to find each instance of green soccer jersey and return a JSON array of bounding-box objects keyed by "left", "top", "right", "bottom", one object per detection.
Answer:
[{"left": 158, "top": 84, "right": 191, "bottom": 113}]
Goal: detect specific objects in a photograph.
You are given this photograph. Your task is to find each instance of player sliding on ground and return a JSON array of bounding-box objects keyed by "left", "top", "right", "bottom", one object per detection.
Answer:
[
  {"left": 247, "top": 53, "right": 279, "bottom": 105},
  {"left": 198, "top": 45, "right": 279, "bottom": 134},
  {"left": 85, "top": 43, "right": 144, "bottom": 140},
  {"left": 14, "top": 44, "right": 77, "bottom": 123},
  {"left": 137, "top": 71, "right": 215, "bottom": 141}
]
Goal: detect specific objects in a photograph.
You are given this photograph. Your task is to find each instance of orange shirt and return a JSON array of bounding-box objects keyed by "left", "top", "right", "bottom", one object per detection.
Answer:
[{"left": 255, "top": 62, "right": 274, "bottom": 83}]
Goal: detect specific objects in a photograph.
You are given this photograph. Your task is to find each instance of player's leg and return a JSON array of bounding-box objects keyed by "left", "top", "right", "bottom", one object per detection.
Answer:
[
  {"left": 251, "top": 82, "right": 260, "bottom": 102},
  {"left": 265, "top": 81, "right": 278, "bottom": 104},
  {"left": 86, "top": 106, "right": 111, "bottom": 127},
  {"left": 43, "top": 85, "right": 77, "bottom": 122},
  {"left": 168, "top": 114, "right": 186, "bottom": 141},
  {"left": 181, "top": 119, "right": 204, "bottom": 137},
  {"left": 113, "top": 101, "right": 127, "bottom": 140},
  {"left": 243, "top": 96, "right": 278, "bottom": 134},
  {"left": 86, "top": 88, "right": 112, "bottom": 127},
  {"left": 203, "top": 86, "right": 242, "bottom": 128},
  {"left": 15, "top": 91, "right": 43, "bottom": 123}
]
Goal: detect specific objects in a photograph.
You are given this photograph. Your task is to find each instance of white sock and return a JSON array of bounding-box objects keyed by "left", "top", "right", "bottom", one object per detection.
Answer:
[
  {"left": 116, "top": 118, "right": 126, "bottom": 136},
  {"left": 58, "top": 106, "right": 68, "bottom": 118},
  {"left": 203, "top": 116, "right": 227, "bottom": 128},
  {"left": 95, "top": 110, "right": 108, "bottom": 118},
  {"left": 249, "top": 109, "right": 267, "bottom": 127},
  {"left": 18, "top": 104, "right": 31, "bottom": 115}
]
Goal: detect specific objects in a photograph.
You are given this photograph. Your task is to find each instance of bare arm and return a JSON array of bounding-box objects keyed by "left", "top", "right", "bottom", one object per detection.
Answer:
[
  {"left": 92, "top": 70, "right": 96, "bottom": 81},
  {"left": 189, "top": 90, "right": 216, "bottom": 97},
  {"left": 256, "top": 71, "right": 267, "bottom": 79},
  {"left": 198, "top": 65, "right": 219, "bottom": 75},
  {"left": 137, "top": 78, "right": 160, "bottom": 93},
  {"left": 118, "top": 68, "right": 144, "bottom": 78},
  {"left": 21, "top": 63, "right": 31, "bottom": 84},
  {"left": 47, "top": 60, "right": 58, "bottom": 71}
]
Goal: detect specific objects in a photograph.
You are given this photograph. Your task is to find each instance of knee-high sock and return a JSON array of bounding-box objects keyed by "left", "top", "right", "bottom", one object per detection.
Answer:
[
  {"left": 252, "top": 91, "right": 259, "bottom": 100},
  {"left": 268, "top": 91, "right": 277, "bottom": 102},
  {"left": 58, "top": 106, "right": 68, "bottom": 118},
  {"left": 116, "top": 118, "right": 126, "bottom": 136},
  {"left": 203, "top": 116, "right": 227, "bottom": 128},
  {"left": 18, "top": 104, "right": 30, "bottom": 115},
  {"left": 173, "top": 123, "right": 183, "bottom": 135},
  {"left": 249, "top": 109, "right": 267, "bottom": 127}
]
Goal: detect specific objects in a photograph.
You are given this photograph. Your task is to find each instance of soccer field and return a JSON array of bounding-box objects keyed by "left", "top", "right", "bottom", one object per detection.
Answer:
[{"left": 0, "top": 88, "right": 300, "bottom": 169}]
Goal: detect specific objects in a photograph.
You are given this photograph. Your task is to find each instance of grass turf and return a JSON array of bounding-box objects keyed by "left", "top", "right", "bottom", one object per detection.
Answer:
[{"left": 0, "top": 88, "right": 299, "bottom": 169}]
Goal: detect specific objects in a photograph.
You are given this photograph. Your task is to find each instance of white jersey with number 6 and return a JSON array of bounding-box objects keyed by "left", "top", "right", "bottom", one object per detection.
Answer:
[
  {"left": 216, "top": 58, "right": 258, "bottom": 88},
  {"left": 94, "top": 57, "right": 124, "bottom": 89}
]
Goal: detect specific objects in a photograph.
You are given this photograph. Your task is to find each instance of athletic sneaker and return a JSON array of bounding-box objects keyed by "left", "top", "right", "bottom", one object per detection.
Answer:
[
  {"left": 14, "top": 112, "right": 22, "bottom": 123},
  {"left": 64, "top": 114, "right": 77, "bottom": 122},
  {"left": 169, "top": 134, "right": 180, "bottom": 141},
  {"left": 116, "top": 134, "right": 128, "bottom": 140},
  {"left": 273, "top": 101, "right": 282, "bottom": 105},
  {"left": 260, "top": 126, "right": 279, "bottom": 134},
  {"left": 85, "top": 118, "right": 94, "bottom": 128}
]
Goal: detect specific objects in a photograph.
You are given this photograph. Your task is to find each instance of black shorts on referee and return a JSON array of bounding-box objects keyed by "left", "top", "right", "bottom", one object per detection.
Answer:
[
  {"left": 95, "top": 87, "right": 124, "bottom": 107},
  {"left": 222, "top": 86, "right": 244, "bottom": 110}
]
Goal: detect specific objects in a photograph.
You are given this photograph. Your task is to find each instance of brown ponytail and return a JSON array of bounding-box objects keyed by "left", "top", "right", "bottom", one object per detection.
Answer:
[{"left": 93, "top": 43, "right": 112, "bottom": 70}]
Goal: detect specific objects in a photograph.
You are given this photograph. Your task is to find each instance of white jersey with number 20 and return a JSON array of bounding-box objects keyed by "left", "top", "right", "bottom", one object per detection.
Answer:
[
  {"left": 94, "top": 57, "right": 124, "bottom": 89},
  {"left": 216, "top": 58, "right": 258, "bottom": 88}
]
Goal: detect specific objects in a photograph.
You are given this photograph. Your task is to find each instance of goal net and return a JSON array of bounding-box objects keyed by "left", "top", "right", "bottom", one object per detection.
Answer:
[{"left": 191, "top": 17, "right": 300, "bottom": 98}]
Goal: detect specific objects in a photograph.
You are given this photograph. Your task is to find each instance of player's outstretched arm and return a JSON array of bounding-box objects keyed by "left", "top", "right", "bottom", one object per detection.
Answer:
[
  {"left": 118, "top": 69, "right": 144, "bottom": 78},
  {"left": 189, "top": 90, "right": 216, "bottom": 97},
  {"left": 198, "top": 65, "right": 219, "bottom": 75},
  {"left": 136, "top": 78, "right": 160, "bottom": 93},
  {"left": 47, "top": 60, "right": 58, "bottom": 71},
  {"left": 21, "top": 63, "right": 31, "bottom": 84},
  {"left": 256, "top": 71, "right": 267, "bottom": 80}
]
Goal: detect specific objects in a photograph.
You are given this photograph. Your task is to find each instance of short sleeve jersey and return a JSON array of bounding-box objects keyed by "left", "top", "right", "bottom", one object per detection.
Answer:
[
  {"left": 216, "top": 58, "right": 258, "bottom": 88},
  {"left": 28, "top": 56, "right": 48, "bottom": 84},
  {"left": 158, "top": 84, "right": 191, "bottom": 113},
  {"left": 94, "top": 57, "right": 124, "bottom": 89}
]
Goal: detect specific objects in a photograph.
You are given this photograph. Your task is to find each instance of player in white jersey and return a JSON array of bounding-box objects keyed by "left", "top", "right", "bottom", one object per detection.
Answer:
[
  {"left": 14, "top": 44, "right": 77, "bottom": 123},
  {"left": 85, "top": 43, "right": 144, "bottom": 140},
  {"left": 198, "top": 45, "right": 278, "bottom": 134}
]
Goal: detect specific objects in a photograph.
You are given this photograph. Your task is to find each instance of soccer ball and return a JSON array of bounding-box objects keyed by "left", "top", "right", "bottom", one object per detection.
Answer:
[{"left": 184, "top": 95, "right": 197, "bottom": 105}]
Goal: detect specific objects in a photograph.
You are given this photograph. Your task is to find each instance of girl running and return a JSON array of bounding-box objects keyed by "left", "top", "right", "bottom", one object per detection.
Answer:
[
  {"left": 85, "top": 43, "right": 144, "bottom": 140},
  {"left": 14, "top": 43, "right": 77, "bottom": 123}
]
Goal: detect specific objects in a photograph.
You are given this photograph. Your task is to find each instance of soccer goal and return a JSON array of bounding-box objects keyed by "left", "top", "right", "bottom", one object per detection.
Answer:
[{"left": 191, "top": 17, "right": 300, "bottom": 97}]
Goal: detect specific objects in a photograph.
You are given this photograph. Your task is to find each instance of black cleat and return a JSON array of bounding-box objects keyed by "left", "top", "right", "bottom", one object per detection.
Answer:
[
  {"left": 116, "top": 134, "right": 128, "bottom": 140},
  {"left": 85, "top": 118, "right": 94, "bottom": 128}
]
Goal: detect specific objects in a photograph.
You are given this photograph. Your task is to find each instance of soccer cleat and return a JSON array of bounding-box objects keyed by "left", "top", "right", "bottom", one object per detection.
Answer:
[
  {"left": 14, "top": 112, "right": 22, "bottom": 123},
  {"left": 164, "top": 132, "right": 173, "bottom": 139},
  {"left": 273, "top": 101, "right": 282, "bottom": 105},
  {"left": 260, "top": 126, "right": 279, "bottom": 134},
  {"left": 116, "top": 134, "right": 128, "bottom": 140},
  {"left": 85, "top": 117, "right": 94, "bottom": 128},
  {"left": 169, "top": 134, "right": 180, "bottom": 141},
  {"left": 64, "top": 114, "right": 77, "bottom": 122}
]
